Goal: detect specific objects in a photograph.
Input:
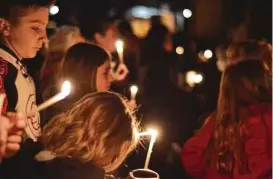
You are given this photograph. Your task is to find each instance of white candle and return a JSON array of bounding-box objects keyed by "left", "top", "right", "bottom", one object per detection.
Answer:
[
  {"left": 116, "top": 40, "right": 124, "bottom": 63},
  {"left": 130, "top": 85, "right": 138, "bottom": 100},
  {"left": 30, "top": 81, "right": 71, "bottom": 115},
  {"left": 144, "top": 129, "right": 158, "bottom": 169}
]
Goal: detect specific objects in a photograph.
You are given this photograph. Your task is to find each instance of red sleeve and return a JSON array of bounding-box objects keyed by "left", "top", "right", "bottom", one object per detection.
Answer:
[
  {"left": 235, "top": 109, "right": 272, "bottom": 179},
  {"left": 0, "top": 58, "right": 8, "bottom": 113},
  {"left": 181, "top": 120, "right": 213, "bottom": 178}
]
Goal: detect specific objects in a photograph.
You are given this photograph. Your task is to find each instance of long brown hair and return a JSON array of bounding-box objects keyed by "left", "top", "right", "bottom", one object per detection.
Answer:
[
  {"left": 226, "top": 40, "right": 272, "bottom": 72},
  {"left": 40, "top": 92, "right": 139, "bottom": 173},
  {"left": 206, "top": 59, "right": 272, "bottom": 174},
  {"left": 60, "top": 43, "right": 111, "bottom": 93}
]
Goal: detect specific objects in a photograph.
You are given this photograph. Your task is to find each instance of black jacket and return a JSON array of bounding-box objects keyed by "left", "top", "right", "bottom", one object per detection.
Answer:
[{"left": 35, "top": 157, "right": 105, "bottom": 179}]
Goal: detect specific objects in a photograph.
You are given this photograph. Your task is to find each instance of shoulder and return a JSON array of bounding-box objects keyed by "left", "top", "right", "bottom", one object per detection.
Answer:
[
  {"left": 37, "top": 157, "right": 105, "bottom": 179},
  {"left": 0, "top": 57, "right": 17, "bottom": 79},
  {"left": 246, "top": 103, "right": 272, "bottom": 126}
]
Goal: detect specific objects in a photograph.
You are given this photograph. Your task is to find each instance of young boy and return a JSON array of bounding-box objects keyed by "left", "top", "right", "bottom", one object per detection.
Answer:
[
  {"left": 0, "top": 0, "right": 55, "bottom": 178},
  {"left": 79, "top": 18, "right": 118, "bottom": 53}
]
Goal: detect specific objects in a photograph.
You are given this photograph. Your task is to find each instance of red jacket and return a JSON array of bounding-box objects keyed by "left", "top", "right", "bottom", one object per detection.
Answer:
[{"left": 182, "top": 103, "right": 272, "bottom": 179}]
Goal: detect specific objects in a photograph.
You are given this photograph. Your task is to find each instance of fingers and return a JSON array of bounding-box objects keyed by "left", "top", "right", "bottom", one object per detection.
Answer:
[
  {"left": 113, "top": 63, "right": 129, "bottom": 81},
  {"left": 0, "top": 115, "right": 10, "bottom": 159},
  {"left": 0, "top": 113, "right": 25, "bottom": 159},
  {"left": 4, "top": 143, "right": 21, "bottom": 158},
  {"left": 126, "top": 100, "right": 137, "bottom": 111},
  {"left": 6, "top": 143, "right": 20, "bottom": 152},
  {"left": 7, "top": 113, "right": 26, "bottom": 134},
  {"left": 7, "top": 135, "right": 22, "bottom": 143},
  {"left": 0, "top": 115, "right": 9, "bottom": 146}
]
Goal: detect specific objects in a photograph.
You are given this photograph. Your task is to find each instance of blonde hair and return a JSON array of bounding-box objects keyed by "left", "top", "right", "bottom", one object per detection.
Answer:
[
  {"left": 40, "top": 92, "right": 139, "bottom": 173},
  {"left": 42, "top": 26, "right": 85, "bottom": 75}
]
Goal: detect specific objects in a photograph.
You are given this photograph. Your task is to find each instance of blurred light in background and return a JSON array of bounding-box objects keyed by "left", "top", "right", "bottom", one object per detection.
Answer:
[
  {"left": 192, "top": 74, "right": 203, "bottom": 83},
  {"left": 183, "top": 9, "right": 192, "bottom": 18},
  {"left": 204, "top": 49, "right": 213, "bottom": 59},
  {"left": 131, "top": 6, "right": 158, "bottom": 19},
  {"left": 186, "top": 71, "right": 203, "bottom": 87},
  {"left": 176, "top": 46, "right": 184, "bottom": 55},
  {"left": 49, "top": 5, "right": 59, "bottom": 15}
]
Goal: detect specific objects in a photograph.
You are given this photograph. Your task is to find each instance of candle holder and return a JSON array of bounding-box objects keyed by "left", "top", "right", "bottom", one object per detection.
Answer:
[{"left": 128, "top": 169, "right": 159, "bottom": 179}]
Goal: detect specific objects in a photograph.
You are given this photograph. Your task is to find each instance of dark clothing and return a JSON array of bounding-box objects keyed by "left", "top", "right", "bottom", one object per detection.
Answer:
[
  {"left": 0, "top": 139, "right": 43, "bottom": 179},
  {"left": 35, "top": 157, "right": 105, "bottom": 179}
]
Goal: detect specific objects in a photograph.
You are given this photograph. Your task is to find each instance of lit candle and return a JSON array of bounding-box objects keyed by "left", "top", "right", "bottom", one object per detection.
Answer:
[
  {"left": 116, "top": 40, "right": 124, "bottom": 63},
  {"left": 130, "top": 85, "right": 138, "bottom": 100},
  {"left": 30, "top": 81, "right": 71, "bottom": 115},
  {"left": 144, "top": 129, "right": 158, "bottom": 169}
]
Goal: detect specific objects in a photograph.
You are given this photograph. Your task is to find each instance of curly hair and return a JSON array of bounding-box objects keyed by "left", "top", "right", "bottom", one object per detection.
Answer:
[{"left": 40, "top": 92, "right": 139, "bottom": 172}]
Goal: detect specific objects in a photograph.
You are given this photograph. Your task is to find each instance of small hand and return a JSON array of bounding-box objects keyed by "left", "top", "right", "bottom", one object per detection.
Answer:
[
  {"left": 126, "top": 100, "right": 137, "bottom": 112},
  {"left": 0, "top": 113, "right": 26, "bottom": 161},
  {"left": 112, "top": 63, "right": 129, "bottom": 81}
]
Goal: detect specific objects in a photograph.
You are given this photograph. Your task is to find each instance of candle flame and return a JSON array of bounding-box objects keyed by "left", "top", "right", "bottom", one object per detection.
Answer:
[
  {"left": 115, "top": 40, "right": 124, "bottom": 53},
  {"left": 61, "top": 80, "right": 71, "bottom": 97},
  {"left": 130, "top": 85, "right": 138, "bottom": 94},
  {"left": 147, "top": 128, "right": 158, "bottom": 137}
]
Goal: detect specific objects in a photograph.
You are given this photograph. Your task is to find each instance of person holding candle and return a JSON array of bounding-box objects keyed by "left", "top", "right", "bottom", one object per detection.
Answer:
[
  {"left": 42, "top": 43, "right": 137, "bottom": 125},
  {"left": 79, "top": 17, "right": 129, "bottom": 82},
  {"left": 0, "top": 0, "right": 55, "bottom": 178},
  {"left": 42, "top": 43, "right": 112, "bottom": 123},
  {"left": 182, "top": 59, "right": 272, "bottom": 179},
  {"left": 35, "top": 92, "right": 139, "bottom": 179}
]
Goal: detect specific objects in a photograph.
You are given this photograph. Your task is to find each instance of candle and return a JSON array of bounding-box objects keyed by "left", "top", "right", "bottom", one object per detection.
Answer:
[
  {"left": 144, "top": 129, "right": 158, "bottom": 169},
  {"left": 30, "top": 80, "right": 71, "bottom": 115},
  {"left": 116, "top": 40, "right": 124, "bottom": 63},
  {"left": 130, "top": 85, "right": 138, "bottom": 100}
]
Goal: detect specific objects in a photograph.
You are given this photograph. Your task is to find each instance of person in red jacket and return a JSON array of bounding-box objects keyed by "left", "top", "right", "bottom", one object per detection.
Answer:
[{"left": 182, "top": 59, "right": 272, "bottom": 179}]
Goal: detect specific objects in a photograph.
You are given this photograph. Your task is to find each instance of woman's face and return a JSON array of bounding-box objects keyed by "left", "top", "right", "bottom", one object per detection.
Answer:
[{"left": 96, "top": 60, "right": 113, "bottom": 91}]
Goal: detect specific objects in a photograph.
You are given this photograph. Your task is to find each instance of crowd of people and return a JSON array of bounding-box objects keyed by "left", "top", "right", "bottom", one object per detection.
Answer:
[{"left": 0, "top": 0, "right": 272, "bottom": 179}]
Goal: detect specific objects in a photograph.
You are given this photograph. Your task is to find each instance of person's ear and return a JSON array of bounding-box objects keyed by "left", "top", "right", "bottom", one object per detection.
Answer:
[{"left": 0, "top": 19, "right": 10, "bottom": 36}]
